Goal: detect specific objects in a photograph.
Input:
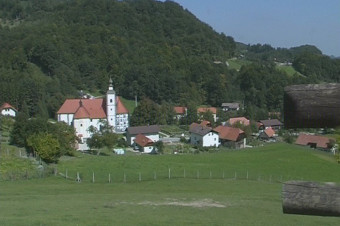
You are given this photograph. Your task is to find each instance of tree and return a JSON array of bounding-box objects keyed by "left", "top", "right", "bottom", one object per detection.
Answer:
[
  {"left": 130, "top": 98, "right": 161, "bottom": 126},
  {"left": 26, "top": 133, "right": 61, "bottom": 163},
  {"left": 154, "top": 141, "right": 164, "bottom": 154}
]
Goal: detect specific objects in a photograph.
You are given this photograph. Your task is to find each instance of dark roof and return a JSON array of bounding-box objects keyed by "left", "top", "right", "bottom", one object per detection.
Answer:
[
  {"left": 127, "top": 125, "right": 160, "bottom": 135},
  {"left": 259, "top": 119, "right": 283, "bottom": 127},
  {"left": 221, "top": 103, "right": 240, "bottom": 108},
  {"left": 189, "top": 123, "right": 213, "bottom": 136}
]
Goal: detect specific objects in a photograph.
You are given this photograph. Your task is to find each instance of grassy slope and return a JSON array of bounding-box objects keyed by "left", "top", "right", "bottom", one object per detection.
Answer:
[
  {"left": 1, "top": 143, "right": 339, "bottom": 225},
  {"left": 120, "top": 96, "right": 136, "bottom": 114}
]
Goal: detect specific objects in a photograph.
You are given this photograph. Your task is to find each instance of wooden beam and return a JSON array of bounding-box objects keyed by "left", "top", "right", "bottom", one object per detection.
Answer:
[
  {"left": 284, "top": 83, "right": 340, "bottom": 128},
  {"left": 282, "top": 181, "right": 340, "bottom": 216}
]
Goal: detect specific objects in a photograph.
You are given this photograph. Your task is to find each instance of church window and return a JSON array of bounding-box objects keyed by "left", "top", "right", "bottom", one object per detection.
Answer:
[
  {"left": 80, "top": 124, "right": 83, "bottom": 127},
  {"left": 110, "top": 99, "right": 113, "bottom": 103}
]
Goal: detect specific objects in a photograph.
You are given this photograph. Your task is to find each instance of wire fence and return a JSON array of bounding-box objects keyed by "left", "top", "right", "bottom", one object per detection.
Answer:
[{"left": 54, "top": 167, "right": 304, "bottom": 185}]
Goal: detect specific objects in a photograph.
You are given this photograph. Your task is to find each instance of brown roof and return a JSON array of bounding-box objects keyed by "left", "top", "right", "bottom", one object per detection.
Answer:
[
  {"left": 189, "top": 123, "right": 213, "bottom": 136},
  {"left": 264, "top": 127, "right": 275, "bottom": 138},
  {"left": 127, "top": 125, "right": 160, "bottom": 135},
  {"left": 134, "top": 134, "right": 154, "bottom": 147},
  {"left": 197, "top": 107, "right": 217, "bottom": 114},
  {"left": 214, "top": 125, "right": 244, "bottom": 141},
  {"left": 200, "top": 120, "right": 211, "bottom": 127},
  {"left": 57, "top": 97, "right": 128, "bottom": 119},
  {"left": 295, "top": 133, "right": 334, "bottom": 149},
  {"left": 0, "top": 102, "right": 17, "bottom": 111},
  {"left": 259, "top": 119, "right": 283, "bottom": 127},
  {"left": 174, "top": 106, "right": 187, "bottom": 114},
  {"left": 228, "top": 117, "right": 250, "bottom": 126},
  {"left": 116, "top": 97, "right": 129, "bottom": 114}
]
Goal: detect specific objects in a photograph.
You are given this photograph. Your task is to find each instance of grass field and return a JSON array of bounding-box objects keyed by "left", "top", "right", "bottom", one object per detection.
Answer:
[{"left": 1, "top": 143, "right": 340, "bottom": 225}]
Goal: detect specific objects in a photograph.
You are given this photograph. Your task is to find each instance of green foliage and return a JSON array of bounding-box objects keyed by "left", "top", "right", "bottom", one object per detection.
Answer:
[
  {"left": 130, "top": 98, "right": 161, "bottom": 126},
  {"left": 26, "top": 133, "right": 61, "bottom": 163},
  {"left": 86, "top": 120, "right": 118, "bottom": 150},
  {"left": 154, "top": 140, "right": 164, "bottom": 154}
]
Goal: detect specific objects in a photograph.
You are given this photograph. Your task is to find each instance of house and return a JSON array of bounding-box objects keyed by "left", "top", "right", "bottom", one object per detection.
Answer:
[
  {"left": 221, "top": 103, "right": 240, "bottom": 112},
  {"left": 295, "top": 133, "right": 335, "bottom": 150},
  {"left": 226, "top": 117, "right": 250, "bottom": 127},
  {"left": 258, "top": 119, "right": 283, "bottom": 131},
  {"left": 174, "top": 106, "right": 187, "bottom": 120},
  {"left": 197, "top": 107, "right": 217, "bottom": 122},
  {"left": 214, "top": 125, "right": 246, "bottom": 148},
  {"left": 126, "top": 125, "right": 160, "bottom": 146},
  {"left": 57, "top": 79, "right": 129, "bottom": 150},
  {"left": 0, "top": 102, "right": 17, "bottom": 117},
  {"left": 134, "top": 134, "right": 155, "bottom": 153},
  {"left": 189, "top": 123, "right": 219, "bottom": 147},
  {"left": 259, "top": 127, "right": 276, "bottom": 141}
]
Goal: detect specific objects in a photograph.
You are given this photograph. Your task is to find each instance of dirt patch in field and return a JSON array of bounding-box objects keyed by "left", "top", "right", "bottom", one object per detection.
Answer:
[{"left": 104, "top": 198, "right": 226, "bottom": 209}]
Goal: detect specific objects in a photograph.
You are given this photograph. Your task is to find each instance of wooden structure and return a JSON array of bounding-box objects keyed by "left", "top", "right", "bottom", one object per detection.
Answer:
[
  {"left": 282, "top": 181, "right": 340, "bottom": 216},
  {"left": 284, "top": 83, "right": 340, "bottom": 128}
]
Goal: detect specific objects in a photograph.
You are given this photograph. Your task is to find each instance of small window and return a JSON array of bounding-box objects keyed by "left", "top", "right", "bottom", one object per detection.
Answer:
[
  {"left": 110, "top": 99, "right": 113, "bottom": 103},
  {"left": 80, "top": 124, "right": 83, "bottom": 127}
]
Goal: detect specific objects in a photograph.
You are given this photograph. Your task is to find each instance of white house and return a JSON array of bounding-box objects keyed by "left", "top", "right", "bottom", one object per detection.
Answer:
[
  {"left": 189, "top": 123, "right": 219, "bottom": 147},
  {"left": 126, "top": 125, "right": 160, "bottom": 146},
  {"left": 0, "top": 102, "right": 17, "bottom": 117},
  {"left": 134, "top": 134, "right": 155, "bottom": 153},
  {"left": 57, "top": 79, "right": 129, "bottom": 150}
]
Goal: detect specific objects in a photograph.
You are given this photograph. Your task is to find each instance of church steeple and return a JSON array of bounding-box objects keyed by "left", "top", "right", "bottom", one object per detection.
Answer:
[{"left": 106, "top": 77, "right": 116, "bottom": 130}]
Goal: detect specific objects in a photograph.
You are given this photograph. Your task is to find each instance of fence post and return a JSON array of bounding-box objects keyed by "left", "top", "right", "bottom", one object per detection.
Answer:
[
  {"left": 222, "top": 171, "right": 225, "bottom": 179},
  {"left": 139, "top": 172, "right": 141, "bottom": 182},
  {"left": 124, "top": 173, "right": 126, "bottom": 183},
  {"left": 108, "top": 173, "right": 111, "bottom": 183},
  {"left": 168, "top": 168, "right": 171, "bottom": 179},
  {"left": 65, "top": 169, "right": 68, "bottom": 179},
  {"left": 234, "top": 171, "right": 237, "bottom": 180},
  {"left": 92, "top": 171, "right": 95, "bottom": 183},
  {"left": 154, "top": 171, "right": 157, "bottom": 180},
  {"left": 183, "top": 168, "right": 186, "bottom": 178},
  {"left": 76, "top": 172, "right": 81, "bottom": 183}
]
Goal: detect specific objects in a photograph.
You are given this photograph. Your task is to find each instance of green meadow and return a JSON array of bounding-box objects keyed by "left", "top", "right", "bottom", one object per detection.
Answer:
[{"left": 1, "top": 143, "right": 339, "bottom": 225}]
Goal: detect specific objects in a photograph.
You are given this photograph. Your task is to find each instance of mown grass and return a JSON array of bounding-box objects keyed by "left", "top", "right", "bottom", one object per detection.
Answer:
[{"left": 1, "top": 143, "right": 339, "bottom": 225}]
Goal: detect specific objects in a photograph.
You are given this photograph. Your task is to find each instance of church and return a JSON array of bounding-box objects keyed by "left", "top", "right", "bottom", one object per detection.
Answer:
[{"left": 57, "top": 79, "right": 129, "bottom": 150}]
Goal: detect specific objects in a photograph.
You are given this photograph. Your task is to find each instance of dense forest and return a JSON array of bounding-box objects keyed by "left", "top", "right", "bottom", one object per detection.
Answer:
[{"left": 0, "top": 0, "right": 339, "bottom": 119}]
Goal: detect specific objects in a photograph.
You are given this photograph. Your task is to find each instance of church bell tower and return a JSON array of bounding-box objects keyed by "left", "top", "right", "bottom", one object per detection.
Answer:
[{"left": 106, "top": 78, "right": 116, "bottom": 130}]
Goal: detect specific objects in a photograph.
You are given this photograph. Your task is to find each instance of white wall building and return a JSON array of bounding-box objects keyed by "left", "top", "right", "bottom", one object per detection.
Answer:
[
  {"left": 57, "top": 79, "right": 129, "bottom": 150},
  {"left": 0, "top": 103, "right": 17, "bottom": 117},
  {"left": 126, "top": 125, "right": 160, "bottom": 146},
  {"left": 189, "top": 123, "right": 219, "bottom": 147}
]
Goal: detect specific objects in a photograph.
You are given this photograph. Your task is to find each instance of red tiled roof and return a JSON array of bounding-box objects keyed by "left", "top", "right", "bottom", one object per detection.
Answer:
[
  {"left": 116, "top": 96, "right": 129, "bottom": 114},
  {"left": 74, "top": 105, "right": 91, "bottom": 119},
  {"left": 0, "top": 102, "right": 17, "bottom": 111},
  {"left": 200, "top": 120, "right": 211, "bottom": 127},
  {"left": 197, "top": 107, "right": 217, "bottom": 114},
  {"left": 134, "top": 134, "right": 154, "bottom": 147},
  {"left": 57, "top": 97, "right": 128, "bottom": 119},
  {"left": 228, "top": 117, "right": 250, "bottom": 126},
  {"left": 174, "top": 106, "right": 187, "bottom": 114},
  {"left": 214, "top": 125, "right": 244, "bottom": 142},
  {"left": 264, "top": 127, "right": 275, "bottom": 138},
  {"left": 295, "top": 133, "right": 334, "bottom": 149}
]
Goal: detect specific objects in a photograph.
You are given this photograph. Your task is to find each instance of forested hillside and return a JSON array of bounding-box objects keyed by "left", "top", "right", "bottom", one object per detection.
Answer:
[{"left": 0, "top": 0, "right": 339, "bottom": 119}]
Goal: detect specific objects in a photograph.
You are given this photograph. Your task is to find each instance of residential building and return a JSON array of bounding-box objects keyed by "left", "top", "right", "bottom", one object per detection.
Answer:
[
  {"left": 227, "top": 117, "right": 250, "bottom": 127},
  {"left": 258, "top": 119, "right": 283, "bottom": 131},
  {"left": 174, "top": 106, "right": 187, "bottom": 120},
  {"left": 189, "top": 123, "right": 219, "bottom": 147},
  {"left": 0, "top": 102, "right": 17, "bottom": 117},
  {"left": 295, "top": 133, "right": 335, "bottom": 150},
  {"left": 197, "top": 107, "right": 217, "bottom": 122},
  {"left": 259, "top": 127, "right": 276, "bottom": 141},
  {"left": 221, "top": 102, "right": 240, "bottom": 112},
  {"left": 57, "top": 79, "right": 129, "bottom": 150},
  {"left": 214, "top": 125, "right": 246, "bottom": 148},
  {"left": 126, "top": 125, "right": 160, "bottom": 146},
  {"left": 134, "top": 134, "right": 155, "bottom": 153}
]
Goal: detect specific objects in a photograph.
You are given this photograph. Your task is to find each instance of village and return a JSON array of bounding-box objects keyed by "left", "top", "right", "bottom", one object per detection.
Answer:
[{"left": 2, "top": 78, "right": 336, "bottom": 156}]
